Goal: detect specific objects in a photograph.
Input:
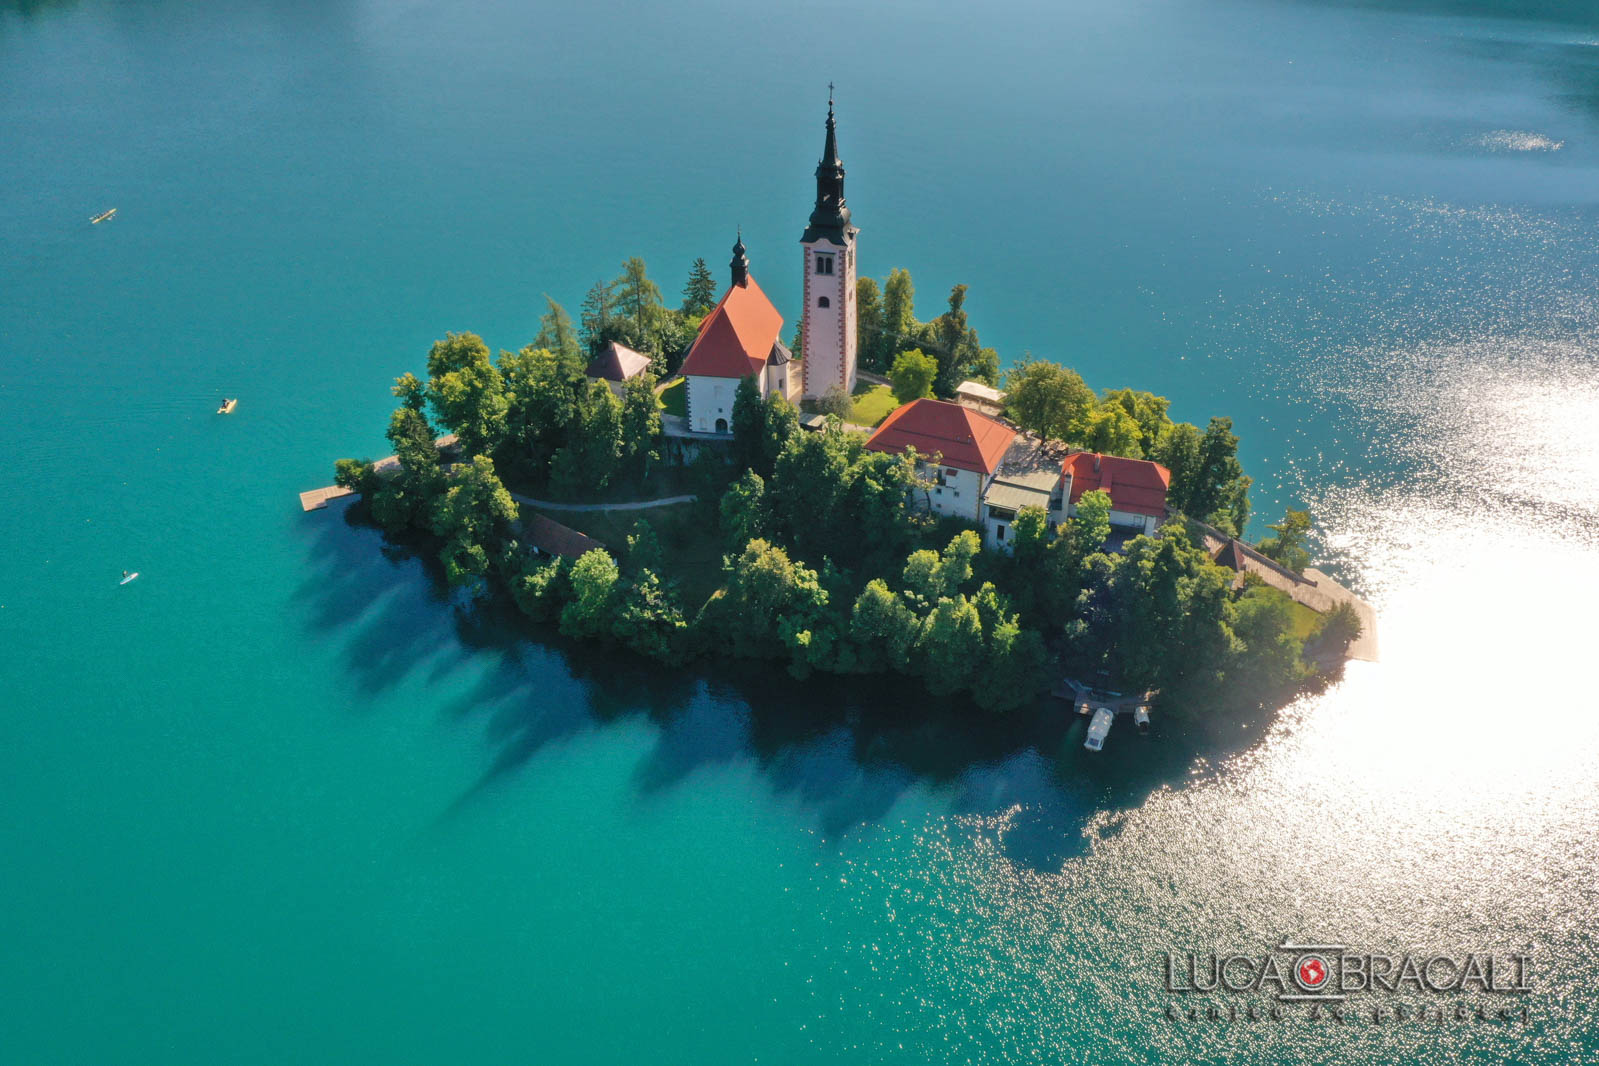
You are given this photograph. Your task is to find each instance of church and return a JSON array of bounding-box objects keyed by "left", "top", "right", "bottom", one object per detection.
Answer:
[{"left": 677, "top": 95, "right": 859, "bottom": 434}]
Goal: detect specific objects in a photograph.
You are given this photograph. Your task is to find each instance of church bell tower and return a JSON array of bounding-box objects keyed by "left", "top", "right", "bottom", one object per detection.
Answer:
[{"left": 800, "top": 88, "right": 858, "bottom": 402}]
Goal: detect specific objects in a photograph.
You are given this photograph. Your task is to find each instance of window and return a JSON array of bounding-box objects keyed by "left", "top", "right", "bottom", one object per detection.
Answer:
[
  {"left": 814, "top": 253, "right": 834, "bottom": 275},
  {"left": 997, "top": 524, "right": 1007, "bottom": 541},
  {"left": 817, "top": 296, "right": 830, "bottom": 308}
]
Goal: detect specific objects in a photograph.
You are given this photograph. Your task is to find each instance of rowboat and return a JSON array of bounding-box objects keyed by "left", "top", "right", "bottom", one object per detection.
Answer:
[{"left": 91, "top": 208, "right": 117, "bottom": 224}]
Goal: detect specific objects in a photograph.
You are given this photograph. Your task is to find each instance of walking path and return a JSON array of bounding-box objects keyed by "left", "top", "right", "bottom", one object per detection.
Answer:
[{"left": 511, "top": 492, "right": 697, "bottom": 513}]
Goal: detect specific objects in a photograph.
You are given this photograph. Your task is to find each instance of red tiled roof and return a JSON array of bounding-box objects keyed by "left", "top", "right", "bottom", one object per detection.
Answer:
[
  {"left": 679, "top": 275, "right": 785, "bottom": 379},
  {"left": 1062, "top": 452, "right": 1170, "bottom": 517},
  {"left": 526, "top": 513, "right": 606, "bottom": 560},
  {"left": 865, "top": 398, "right": 1017, "bottom": 475},
  {"left": 586, "top": 341, "right": 651, "bottom": 382}
]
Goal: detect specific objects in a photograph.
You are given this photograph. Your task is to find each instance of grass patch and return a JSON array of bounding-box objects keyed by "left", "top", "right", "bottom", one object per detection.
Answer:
[
  {"left": 659, "top": 377, "right": 686, "bottom": 417},
  {"left": 849, "top": 383, "right": 901, "bottom": 426},
  {"left": 1290, "top": 601, "right": 1323, "bottom": 641}
]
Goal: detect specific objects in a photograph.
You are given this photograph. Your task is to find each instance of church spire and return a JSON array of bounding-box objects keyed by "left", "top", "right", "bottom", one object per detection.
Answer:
[
  {"left": 803, "top": 86, "right": 850, "bottom": 244},
  {"left": 820, "top": 84, "right": 840, "bottom": 168},
  {"left": 730, "top": 227, "right": 749, "bottom": 287}
]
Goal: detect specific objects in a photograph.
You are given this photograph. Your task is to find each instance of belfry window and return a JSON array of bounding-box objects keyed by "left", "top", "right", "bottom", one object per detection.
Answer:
[{"left": 815, "top": 253, "right": 834, "bottom": 275}]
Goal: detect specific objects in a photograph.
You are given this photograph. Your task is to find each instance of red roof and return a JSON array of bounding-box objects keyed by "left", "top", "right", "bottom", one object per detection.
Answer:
[
  {"left": 679, "top": 275, "right": 785, "bottom": 379},
  {"left": 526, "top": 514, "right": 606, "bottom": 560},
  {"left": 865, "top": 398, "right": 1017, "bottom": 475},
  {"left": 1062, "top": 452, "right": 1170, "bottom": 517}
]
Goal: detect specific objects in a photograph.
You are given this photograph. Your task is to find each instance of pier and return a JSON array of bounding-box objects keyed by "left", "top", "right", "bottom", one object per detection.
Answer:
[{"left": 297, "top": 434, "right": 458, "bottom": 511}]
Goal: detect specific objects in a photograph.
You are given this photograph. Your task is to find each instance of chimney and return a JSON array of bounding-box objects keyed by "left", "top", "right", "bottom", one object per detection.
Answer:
[{"left": 1093, "top": 453, "right": 1101, "bottom": 473}]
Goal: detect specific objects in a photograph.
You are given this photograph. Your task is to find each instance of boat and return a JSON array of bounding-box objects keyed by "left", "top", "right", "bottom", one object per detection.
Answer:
[
  {"left": 119, "top": 571, "right": 140, "bottom": 586},
  {"left": 1134, "top": 705, "right": 1151, "bottom": 734},
  {"left": 217, "top": 398, "right": 238, "bottom": 414},
  {"left": 1083, "top": 707, "right": 1114, "bottom": 752},
  {"left": 91, "top": 208, "right": 117, "bottom": 224}
]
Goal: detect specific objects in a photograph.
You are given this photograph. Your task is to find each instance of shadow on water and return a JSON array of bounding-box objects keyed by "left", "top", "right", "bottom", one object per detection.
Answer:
[{"left": 296, "top": 504, "right": 1304, "bottom": 873}]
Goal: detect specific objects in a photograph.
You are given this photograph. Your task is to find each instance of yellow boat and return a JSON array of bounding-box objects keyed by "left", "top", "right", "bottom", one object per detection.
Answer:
[
  {"left": 217, "top": 398, "right": 238, "bottom": 415},
  {"left": 91, "top": 208, "right": 117, "bottom": 224}
]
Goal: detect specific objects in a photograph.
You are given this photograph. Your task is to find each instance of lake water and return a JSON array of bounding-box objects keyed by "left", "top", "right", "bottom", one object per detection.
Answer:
[{"left": 3, "top": 0, "right": 1598, "bottom": 1061}]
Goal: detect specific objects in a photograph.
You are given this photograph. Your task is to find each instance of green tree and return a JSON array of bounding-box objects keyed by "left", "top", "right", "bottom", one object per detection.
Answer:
[
  {"left": 429, "top": 454, "right": 517, "bottom": 585},
  {"left": 767, "top": 430, "right": 849, "bottom": 557},
  {"left": 561, "top": 549, "right": 621, "bottom": 639},
  {"left": 1010, "top": 505, "right": 1050, "bottom": 566},
  {"left": 1314, "top": 601, "right": 1364, "bottom": 659},
  {"left": 890, "top": 348, "right": 937, "bottom": 403},
  {"left": 720, "top": 470, "right": 769, "bottom": 551},
  {"left": 975, "top": 616, "right": 1048, "bottom": 712},
  {"left": 832, "top": 449, "right": 919, "bottom": 566},
  {"left": 935, "top": 529, "right": 981, "bottom": 596},
  {"left": 532, "top": 297, "right": 582, "bottom": 363},
  {"left": 392, "top": 372, "right": 427, "bottom": 413},
  {"left": 1256, "top": 508, "right": 1312, "bottom": 572},
  {"left": 881, "top": 268, "right": 917, "bottom": 358},
  {"left": 916, "top": 595, "right": 986, "bottom": 695},
  {"left": 1229, "top": 583, "right": 1305, "bottom": 701},
  {"left": 730, "top": 375, "right": 767, "bottom": 474},
  {"left": 1150, "top": 421, "right": 1202, "bottom": 513},
  {"left": 1081, "top": 403, "right": 1143, "bottom": 458},
  {"left": 425, "top": 332, "right": 508, "bottom": 458},
  {"left": 612, "top": 569, "right": 687, "bottom": 661},
  {"left": 1100, "top": 388, "right": 1173, "bottom": 458},
  {"left": 1076, "top": 526, "right": 1236, "bottom": 693},
  {"left": 849, "top": 578, "right": 918, "bottom": 672},
  {"left": 856, "top": 276, "right": 886, "bottom": 371},
  {"left": 816, "top": 384, "right": 854, "bottom": 420},
  {"left": 928, "top": 284, "right": 971, "bottom": 396},
  {"left": 619, "top": 371, "right": 662, "bottom": 480},
  {"left": 622, "top": 518, "right": 663, "bottom": 575},
  {"left": 612, "top": 256, "right": 663, "bottom": 354},
  {"left": 550, "top": 382, "right": 623, "bottom": 496},
  {"left": 702, "top": 539, "right": 829, "bottom": 661},
  {"left": 681, "top": 257, "right": 718, "bottom": 315},
  {"left": 1186, "top": 417, "right": 1252, "bottom": 534},
  {"left": 510, "top": 553, "right": 569, "bottom": 621},
  {"left": 500, "top": 343, "right": 589, "bottom": 475},
  {"left": 1003, "top": 359, "right": 1095, "bottom": 443},
  {"left": 579, "top": 280, "right": 614, "bottom": 354},
  {"left": 370, "top": 405, "right": 446, "bottom": 531}
]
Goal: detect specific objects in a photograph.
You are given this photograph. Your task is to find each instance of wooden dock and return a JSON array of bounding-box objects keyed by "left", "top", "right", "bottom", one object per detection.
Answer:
[
  {"left": 298, "top": 434, "right": 458, "bottom": 512},
  {"left": 299, "top": 485, "right": 357, "bottom": 512}
]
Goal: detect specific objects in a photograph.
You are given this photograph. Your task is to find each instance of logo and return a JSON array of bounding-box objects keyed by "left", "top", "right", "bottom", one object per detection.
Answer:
[
  {"left": 1160, "top": 939, "right": 1536, "bottom": 1026},
  {"left": 1295, "top": 954, "right": 1331, "bottom": 993}
]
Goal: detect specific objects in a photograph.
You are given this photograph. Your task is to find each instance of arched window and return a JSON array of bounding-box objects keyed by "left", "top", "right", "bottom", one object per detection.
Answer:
[
  {"left": 818, "top": 296, "right": 830, "bottom": 308},
  {"left": 715, "top": 417, "right": 728, "bottom": 434}
]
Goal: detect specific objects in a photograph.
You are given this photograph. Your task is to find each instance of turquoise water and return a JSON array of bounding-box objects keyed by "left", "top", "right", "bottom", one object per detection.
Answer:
[{"left": 4, "top": 0, "right": 1599, "bottom": 1061}]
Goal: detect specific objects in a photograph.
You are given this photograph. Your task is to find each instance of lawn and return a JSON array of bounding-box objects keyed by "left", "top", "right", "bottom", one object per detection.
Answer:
[
  {"left": 848, "top": 383, "right": 901, "bottom": 427},
  {"left": 1290, "top": 601, "right": 1323, "bottom": 641},
  {"left": 659, "top": 377, "right": 686, "bottom": 417}
]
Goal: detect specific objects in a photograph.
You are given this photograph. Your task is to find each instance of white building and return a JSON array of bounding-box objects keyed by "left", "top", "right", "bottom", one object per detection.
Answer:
[
  {"left": 677, "top": 234, "right": 796, "bottom": 435},
  {"left": 864, "top": 398, "right": 1017, "bottom": 523}
]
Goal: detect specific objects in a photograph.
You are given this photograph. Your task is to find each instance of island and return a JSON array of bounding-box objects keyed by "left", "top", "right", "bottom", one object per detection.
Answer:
[{"left": 313, "top": 97, "right": 1372, "bottom": 725}]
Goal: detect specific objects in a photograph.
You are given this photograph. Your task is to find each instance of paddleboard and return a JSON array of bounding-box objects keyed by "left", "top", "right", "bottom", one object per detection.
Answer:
[{"left": 119, "top": 572, "right": 140, "bottom": 586}]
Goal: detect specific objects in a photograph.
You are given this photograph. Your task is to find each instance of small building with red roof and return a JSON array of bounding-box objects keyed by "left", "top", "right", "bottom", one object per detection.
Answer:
[
  {"left": 865, "top": 397, "right": 1017, "bottom": 522},
  {"left": 1059, "top": 451, "right": 1171, "bottom": 534},
  {"left": 678, "top": 234, "right": 796, "bottom": 435}
]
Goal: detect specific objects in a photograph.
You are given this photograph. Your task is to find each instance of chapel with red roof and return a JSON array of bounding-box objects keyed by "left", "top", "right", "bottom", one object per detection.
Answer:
[{"left": 678, "top": 92, "right": 859, "bottom": 434}]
